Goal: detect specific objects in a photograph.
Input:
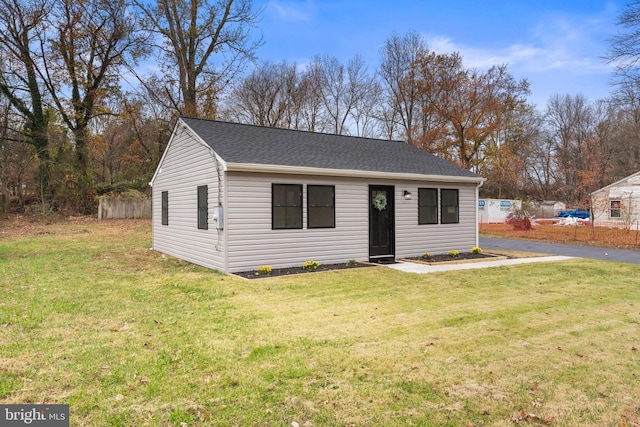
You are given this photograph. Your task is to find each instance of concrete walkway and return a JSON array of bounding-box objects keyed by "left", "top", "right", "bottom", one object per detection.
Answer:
[
  {"left": 386, "top": 237, "right": 639, "bottom": 274},
  {"left": 387, "top": 255, "right": 575, "bottom": 274}
]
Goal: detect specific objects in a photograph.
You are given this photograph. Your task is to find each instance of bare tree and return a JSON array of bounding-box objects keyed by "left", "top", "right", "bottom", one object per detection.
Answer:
[
  {"left": 378, "top": 31, "right": 428, "bottom": 143},
  {"left": 0, "top": 0, "right": 51, "bottom": 202},
  {"left": 608, "top": 80, "right": 640, "bottom": 176},
  {"left": 0, "top": 98, "right": 36, "bottom": 209},
  {"left": 134, "top": 0, "right": 262, "bottom": 118},
  {"left": 311, "top": 54, "right": 373, "bottom": 135},
  {"left": 227, "top": 61, "right": 293, "bottom": 127},
  {"left": 544, "top": 94, "right": 616, "bottom": 204},
  {"left": 607, "top": 1, "right": 640, "bottom": 84},
  {"left": 37, "top": 0, "right": 145, "bottom": 212},
  {"left": 295, "top": 64, "right": 324, "bottom": 132},
  {"left": 479, "top": 102, "right": 537, "bottom": 199},
  {"left": 350, "top": 75, "right": 382, "bottom": 138}
]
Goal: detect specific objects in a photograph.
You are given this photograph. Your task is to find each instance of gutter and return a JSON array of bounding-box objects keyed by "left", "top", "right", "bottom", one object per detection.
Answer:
[
  {"left": 476, "top": 179, "right": 484, "bottom": 248},
  {"left": 225, "top": 162, "right": 485, "bottom": 184}
]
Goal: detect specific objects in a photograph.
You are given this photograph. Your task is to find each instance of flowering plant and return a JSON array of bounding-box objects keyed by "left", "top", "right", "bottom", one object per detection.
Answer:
[
  {"left": 448, "top": 250, "right": 460, "bottom": 258},
  {"left": 303, "top": 260, "right": 320, "bottom": 270},
  {"left": 471, "top": 246, "right": 482, "bottom": 254},
  {"left": 256, "top": 265, "right": 272, "bottom": 275}
]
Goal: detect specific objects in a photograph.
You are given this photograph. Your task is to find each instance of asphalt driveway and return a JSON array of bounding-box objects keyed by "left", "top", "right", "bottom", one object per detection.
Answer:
[{"left": 480, "top": 237, "right": 640, "bottom": 265}]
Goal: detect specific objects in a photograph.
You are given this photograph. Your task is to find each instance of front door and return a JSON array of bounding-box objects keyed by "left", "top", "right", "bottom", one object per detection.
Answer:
[{"left": 369, "top": 185, "right": 395, "bottom": 262}]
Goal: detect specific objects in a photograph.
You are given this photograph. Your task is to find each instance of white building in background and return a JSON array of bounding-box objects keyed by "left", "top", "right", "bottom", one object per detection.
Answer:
[
  {"left": 591, "top": 171, "right": 640, "bottom": 229},
  {"left": 477, "top": 199, "right": 521, "bottom": 223}
]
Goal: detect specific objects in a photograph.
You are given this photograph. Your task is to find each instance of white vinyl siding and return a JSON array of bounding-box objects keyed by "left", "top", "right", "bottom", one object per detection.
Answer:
[
  {"left": 151, "top": 129, "right": 225, "bottom": 271},
  {"left": 590, "top": 172, "right": 640, "bottom": 228},
  {"left": 396, "top": 183, "right": 478, "bottom": 257},
  {"left": 151, "top": 122, "right": 480, "bottom": 273},
  {"left": 225, "top": 172, "right": 369, "bottom": 272},
  {"left": 225, "top": 173, "right": 479, "bottom": 272}
]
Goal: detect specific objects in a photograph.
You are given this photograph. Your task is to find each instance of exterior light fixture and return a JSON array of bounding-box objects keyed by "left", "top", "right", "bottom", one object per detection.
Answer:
[{"left": 403, "top": 190, "right": 412, "bottom": 200}]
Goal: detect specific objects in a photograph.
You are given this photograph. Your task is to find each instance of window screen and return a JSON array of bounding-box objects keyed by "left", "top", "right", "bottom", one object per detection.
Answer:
[
  {"left": 418, "top": 188, "right": 438, "bottom": 224},
  {"left": 272, "top": 184, "right": 302, "bottom": 229},
  {"left": 308, "top": 185, "right": 335, "bottom": 228},
  {"left": 441, "top": 189, "right": 459, "bottom": 224}
]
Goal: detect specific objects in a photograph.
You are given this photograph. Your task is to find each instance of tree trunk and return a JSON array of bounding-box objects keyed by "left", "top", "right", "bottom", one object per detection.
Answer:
[{"left": 73, "top": 126, "right": 96, "bottom": 214}]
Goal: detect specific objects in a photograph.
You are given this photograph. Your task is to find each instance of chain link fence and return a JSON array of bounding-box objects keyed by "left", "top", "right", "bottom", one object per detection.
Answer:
[{"left": 479, "top": 221, "right": 640, "bottom": 248}]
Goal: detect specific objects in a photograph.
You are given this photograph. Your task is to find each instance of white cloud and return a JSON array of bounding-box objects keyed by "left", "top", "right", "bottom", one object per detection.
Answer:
[
  {"left": 266, "top": 0, "right": 313, "bottom": 22},
  {"left": 425, "top": 14, "right": 614, "bottom": 77}
]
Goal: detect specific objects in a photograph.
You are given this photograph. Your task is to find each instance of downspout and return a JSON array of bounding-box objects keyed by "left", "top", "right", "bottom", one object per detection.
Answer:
[
  {"left": 476, "top": 180, "right": 484, "bottom": 248},
  {"left": 210, "top": 149, "right": 223, "bottom": 252}
]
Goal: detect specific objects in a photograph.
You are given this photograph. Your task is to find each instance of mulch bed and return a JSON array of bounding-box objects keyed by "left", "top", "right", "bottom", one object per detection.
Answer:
[
  {"left": 234, "top": 252, "right": 502, "bottom": 279},
  {"left": 402, "top": 252, "right": 501, "bottom": 263},
  {"left": 233, "top": 262, "right": 376, "bottom": 279}
]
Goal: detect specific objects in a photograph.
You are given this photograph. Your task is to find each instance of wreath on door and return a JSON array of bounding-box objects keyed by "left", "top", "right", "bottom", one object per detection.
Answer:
[{"left": 373, "top": 192, "right": 387, "bottom": 211}]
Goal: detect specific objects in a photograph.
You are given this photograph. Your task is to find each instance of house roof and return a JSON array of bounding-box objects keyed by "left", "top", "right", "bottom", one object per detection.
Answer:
[
  {"left": 591, "top": 171, "right": 640, "bottom": 196},
  {"left": 178, "top": 117, "right": 482, "bottom": 182}
]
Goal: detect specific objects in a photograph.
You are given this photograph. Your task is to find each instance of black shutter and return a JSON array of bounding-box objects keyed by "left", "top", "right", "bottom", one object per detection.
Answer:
[
  {"left": 161, "top": 191, "right": 168, "bottom": 225},
  {"left": 197, "top": 185, "right": 208, "bottom": 229}
]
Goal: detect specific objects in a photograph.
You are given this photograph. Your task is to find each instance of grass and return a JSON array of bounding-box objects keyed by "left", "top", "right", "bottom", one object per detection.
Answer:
[{"left": 1, "top": 217, "right": 640, "bottom": 426}]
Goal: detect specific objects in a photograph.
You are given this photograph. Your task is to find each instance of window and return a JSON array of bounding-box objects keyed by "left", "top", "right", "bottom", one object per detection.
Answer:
[
  {"left": 610, "top": 200, "right": 622, "bottom": 218},
  {"left": 308, "top": 185, "right": 335, "bottom": 228},
  {"left": 272, "top": 184, "right": 302, "bottom": 229},
  {"left": 161, "top": 191, "right": 169, "bottom": 225},
  {"left": 197, "top": 185, "right": 208, "bottom": 229},
  {"left": 441, "top": 189, "right": 459, "bottom": 224},
  {"left": 418, "top": 188, "right": 438, "bottom": 224}
]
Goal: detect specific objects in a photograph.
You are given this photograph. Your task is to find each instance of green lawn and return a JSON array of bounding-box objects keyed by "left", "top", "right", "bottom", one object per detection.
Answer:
[{"left": 1, "top": 218, "right": 639, "bottom": 426}]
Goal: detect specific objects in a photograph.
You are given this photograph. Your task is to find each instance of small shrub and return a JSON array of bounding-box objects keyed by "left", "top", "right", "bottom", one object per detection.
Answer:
[
  {"left": 347, "top": 259, "right": 357, "bottom": 266},
  {"left": 256, "top": 265, "right": 272, "bottom": 275},
  {"left": 471, "top": 246, "right": 482, "bottom": 254},
  {"left": 448, "top": 250, "right": 460, "bottom": 258},
  {"left": 422, "top": 251, "right": 431, "bottom": 259},
  {"left": 303, "top": 260, "right": 320, "bottom": 271}
]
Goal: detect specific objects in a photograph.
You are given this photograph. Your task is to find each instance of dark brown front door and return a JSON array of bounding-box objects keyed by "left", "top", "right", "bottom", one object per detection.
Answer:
[{"left": 369, "top": 185, "right": 395, "bottom": 262}]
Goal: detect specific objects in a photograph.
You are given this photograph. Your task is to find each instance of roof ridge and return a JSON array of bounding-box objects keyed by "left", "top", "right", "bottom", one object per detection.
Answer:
[
  {"left": 178, "top": 116, "right": 481, "bottom": 180},
  {"left": 179, "top": 116, "right": 406, "bottom": 144}
]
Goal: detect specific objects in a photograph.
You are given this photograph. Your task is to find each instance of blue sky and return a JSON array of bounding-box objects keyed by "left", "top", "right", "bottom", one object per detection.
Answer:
[{"left": 252, "top": 0, "right": 627, "bottom": 109}]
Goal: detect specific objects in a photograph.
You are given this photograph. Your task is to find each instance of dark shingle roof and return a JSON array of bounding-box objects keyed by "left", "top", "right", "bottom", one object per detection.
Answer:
[{"left": 180, "top": 117, "right": 481, "bottom": 180}]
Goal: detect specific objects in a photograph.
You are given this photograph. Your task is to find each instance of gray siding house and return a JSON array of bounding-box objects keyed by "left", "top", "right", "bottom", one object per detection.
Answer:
[{"left": 150, "top": 117, "right": 484, "bottom": 273}]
